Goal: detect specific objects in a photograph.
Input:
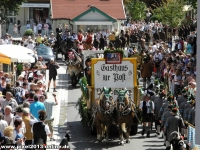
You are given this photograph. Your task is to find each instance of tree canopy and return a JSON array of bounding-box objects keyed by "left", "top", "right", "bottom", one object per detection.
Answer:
[
  {"left": 141, "top": 0, "right": 168, "bottom": 9},
  {"left": 153, "top": 0, "right": 186, "bottom": 28},
  {"left": 0, "top": 0, "right": 27, "bottom": 20},
  {"left": 183, "top": 0, "right": 197, "bottom": 9},
  {"left": 126, "top": 0, "right": 147, "bottom": 21}
]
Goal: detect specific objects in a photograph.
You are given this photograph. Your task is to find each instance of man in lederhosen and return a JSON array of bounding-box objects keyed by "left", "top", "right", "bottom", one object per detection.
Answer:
[{"left": 139, "top": 91, "right": 155, "bottom": 138}]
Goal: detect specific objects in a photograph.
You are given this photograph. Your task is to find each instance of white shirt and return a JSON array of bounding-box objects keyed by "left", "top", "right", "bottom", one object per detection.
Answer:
[
  {"left": 152, "top": 44, "right": 157, "bottom": 52},
  {"left": 153, "top": 53, "right": 162, "bottom": 62},
  {"left": 0, "top": 119, "right": 8, "bottom": 136},
  {"left": 31, "top": 121, "right": 51, "bottom": 135},
  {"left": 146, "top": 12, "right": 151, "bottom": 17},
  {"left": 26, "top": 43, "right": 34, "bottom": 50},
  {"left": 139, "top": 100, "right": 155, "bottom": 114},
  {"left": 37, "top": 24, "right": 42, "bottom": 30}
]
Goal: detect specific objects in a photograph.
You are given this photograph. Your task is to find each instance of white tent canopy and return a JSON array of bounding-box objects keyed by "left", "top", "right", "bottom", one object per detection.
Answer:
[{"left": 0, "top": 45, "right": 35, "bottom": 63}]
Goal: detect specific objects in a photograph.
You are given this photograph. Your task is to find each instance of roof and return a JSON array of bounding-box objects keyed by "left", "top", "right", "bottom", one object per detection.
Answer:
[
  {"left": 72, "top": 6, "right": 117, "bottom": 22},
  {"left": 51, "top": 0, "right": 126, "bottom": 20}
]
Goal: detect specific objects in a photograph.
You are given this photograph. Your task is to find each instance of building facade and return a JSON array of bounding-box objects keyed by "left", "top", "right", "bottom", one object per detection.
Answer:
[
  {"left": 51, "top": 0, "right": 126, "bottom": 33},
  {"left": 4, "top": 0, "right": 51, "bottom": 36}
]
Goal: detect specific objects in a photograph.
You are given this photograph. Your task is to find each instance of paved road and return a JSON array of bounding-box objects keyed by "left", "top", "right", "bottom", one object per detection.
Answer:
[{"left": 46, "top": 58, "right": 166, "bottom": 150}]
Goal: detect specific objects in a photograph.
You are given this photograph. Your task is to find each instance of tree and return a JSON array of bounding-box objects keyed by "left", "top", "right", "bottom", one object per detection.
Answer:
[
  {"left": 183, "top": 0, "right": 197, "bottom": 9},
  {"left": 0, "top": 0, "right": 27, "bottom": 20},
  {"left": 141, "top": 0, "right": 168, "bottom": 9},
  {"left": 126, "top": 0, "right": 147, "bottom": 21},
  {"left": 153, "top": 0, "right": 186, "bottom": 28}
]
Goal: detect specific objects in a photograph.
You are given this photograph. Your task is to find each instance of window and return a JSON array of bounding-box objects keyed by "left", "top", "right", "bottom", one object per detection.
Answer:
[
  {"left": 36, "top": 47, "right": 53, "bottom": 55},
  {"left": 6, "top": 10, "right": 16, "bottom": 24}
]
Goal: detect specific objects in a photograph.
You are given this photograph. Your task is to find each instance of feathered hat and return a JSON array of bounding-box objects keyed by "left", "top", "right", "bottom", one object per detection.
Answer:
[{"left": 167, "top": 94, "right": 174, "bottom": 102}]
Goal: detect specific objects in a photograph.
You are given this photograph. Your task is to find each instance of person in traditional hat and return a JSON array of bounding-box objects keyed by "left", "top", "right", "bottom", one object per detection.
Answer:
[
  {"left": 161, "top": 104, "right": 173, "bottom": 145},
  {"left": 158, "top": 90, "right": 168, "bottom": 118},
  {"left": 139, "top": 91, "right": 155, "bottom": 137},
  {"left": 176, "top": 88, "right": 186, "bottom": 107},
  {"left": 154, "top": 90, "right": 166, "bottom": 135},
  {"left": 164, "top": 107, "right": 185, "bottom": 147},
  {"left": 184, "top": 98, "right": 194, "bottom": 122},
  {"left": 32, "top": 110, "right": 51, "bottom": 146},
  {"left": 188, "top": 99, "right": 195, "bottom": 126},
  {"left": 179, "top": 92, "right": 189, "bottom": 117}
]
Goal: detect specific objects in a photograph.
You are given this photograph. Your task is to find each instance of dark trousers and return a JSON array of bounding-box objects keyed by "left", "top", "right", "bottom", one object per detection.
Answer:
[
  {"left": 25, "top": 140, "right": 33, "bottom": 150},
  {"left": 38, "top": 30, "right": 42, "bottom": 34}
]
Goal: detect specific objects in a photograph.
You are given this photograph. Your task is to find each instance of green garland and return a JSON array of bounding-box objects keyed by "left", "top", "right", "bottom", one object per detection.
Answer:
[
  {"left": 79, "top": 77, "right": 89, "bottom": 100},
  {"left": 104, "top": 48, "right": 125, "bottom": 58},
  {"left": 76, "top": 96, "right": 89, "bottom": 126}
]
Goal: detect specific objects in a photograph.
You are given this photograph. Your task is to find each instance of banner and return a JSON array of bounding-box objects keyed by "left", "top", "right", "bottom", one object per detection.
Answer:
[{"left": 188, "top": 126, "right": 200, "bottom": 149}]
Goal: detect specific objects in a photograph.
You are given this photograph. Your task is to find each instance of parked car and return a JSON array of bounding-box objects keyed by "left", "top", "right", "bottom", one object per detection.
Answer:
[{"left": 35, "top": 46, "right": 55, "bottom": 63}]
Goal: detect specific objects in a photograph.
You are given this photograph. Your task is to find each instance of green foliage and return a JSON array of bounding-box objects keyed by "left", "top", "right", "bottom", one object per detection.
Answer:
[
  {"left": 126, "top": 0, "right": 147, "bottom": 21},
  {"left": 23, "top": 29, "right": 34, "bottom": 36},
  {"left": 141, "top": 0, "right": 168, "bottom": 9},
  {"left": 153, "top": 0, "right": 186, "bottom": 28},
  {"left": 76, "top": 96, "right": 89, "bottom": 126},
  {"left": 104, "top": 49, "right": 124, "bottom": 58},
  {"left": 0, "top": 0, "right": 27, "bottom": 19},
  {"left": 79, "top": 77, "right": 89, "bottom": 100},
  {"left": 183, "top": 0, "right": 197, "bottom": 9}
]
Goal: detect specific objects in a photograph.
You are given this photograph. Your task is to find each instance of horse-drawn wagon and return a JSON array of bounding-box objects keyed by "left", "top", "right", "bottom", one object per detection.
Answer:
[{"left": 77, "top": 51, "right": 142, "bottom": 144}]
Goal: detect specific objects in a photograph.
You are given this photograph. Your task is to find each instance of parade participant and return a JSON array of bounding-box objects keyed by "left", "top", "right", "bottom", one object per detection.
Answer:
[
  {"left": 108, "top": 32, "right": 116, "bottom": 45},
  {"left": 158, "top": 92, "right": 170, "bottom": 120},
  {"left": 141, "top": 56, "right": 154, "bottom": 88},
  {"left": 188, "top": 99, "right": 195, "bottom": 126},
  {"left": 139, "top": 92, "right": 155, "bottom": 137},
  {"left": 184, "top": 98, "right": 194, "bottom": 121},
  {"left": 161, "top": 105, "right": 172, "bottom": 145},
  {"left": 77, "top": 30, "right": 84, "bottom": 43},
  {"left": 48, "top": 33, "right": 56, "bottom": 46},
  {"left": 84, "top": 31, "right": 93, "bottom": 50},
  {"left": 32, "top": 110, "right": 51, "bottom": 146},
  {"left": 164, "top": 107, "right": 185, "bottom": 148},
  {"left": 179, "top": 92, "right": 189, "bottom": 117},
  {"left": 154, "top": 90, "right": 166, "bottom": 135},
  {"left": 153, "top": 50, "right": 162, "bottom": 76},
  {"left": 47, "top": 59, "right": 60, "bottom": 92},
  {"left": 177, "top": 89, "right": 186, "bottom": 107}
]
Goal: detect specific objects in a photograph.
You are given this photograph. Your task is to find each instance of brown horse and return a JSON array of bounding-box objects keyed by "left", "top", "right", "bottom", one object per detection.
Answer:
[
  {"left": 114, "top": 88, "right": 135, "bottom": 145},
  {"left": 92, "top": 87, "right": 115, "bottom": 143}
]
